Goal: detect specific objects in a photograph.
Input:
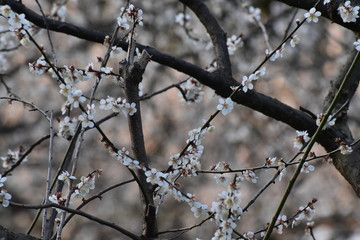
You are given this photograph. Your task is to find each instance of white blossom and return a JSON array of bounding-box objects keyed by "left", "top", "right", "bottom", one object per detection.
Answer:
[
  {"left": 0, "top": 190, "right": 12, "bottom": 207},
  {"left": 338, "top": 1, "right": 360, "bottom": 23},
  {"left": 217, "top": 98, "right": 234, "bottom": 115},
  {"left": 304, "top": 8, "right": 321, "bottom": 23}
]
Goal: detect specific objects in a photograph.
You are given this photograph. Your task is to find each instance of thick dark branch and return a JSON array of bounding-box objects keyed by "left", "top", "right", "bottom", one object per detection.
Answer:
[
  {"left": 122, "top": 50, "right": 158, "bottom": 238},
  {"left": 276, "top": 0, "right": 360, "bottom": 33},
  {"left": 322, "top": 50, "right": 360, "bottom": 196},
  {"left": 179, "top": 0, "right": 232, "bottom": 77}
]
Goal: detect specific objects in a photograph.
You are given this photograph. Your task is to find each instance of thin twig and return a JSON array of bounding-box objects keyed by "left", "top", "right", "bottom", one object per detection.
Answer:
[
  {"left": 0, "top": 96, "right": 50, "bottom": 120},
  {"left": 42, "top": 111, "right": 54, "bottom": 239},
  {"left": 9, "top": 201, "right": 141, "bottom": 240},
  {"left": 63, "top": 179, "right": 135, "bottom": 226}
]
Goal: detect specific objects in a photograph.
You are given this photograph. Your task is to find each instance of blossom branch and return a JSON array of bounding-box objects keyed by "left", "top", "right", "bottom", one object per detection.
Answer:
[
  {"left": 121, "top": 31, "right": 157, "bottom": 237},
  {"left": 2, "top": 134, "right": 50, "bottom": 177}
]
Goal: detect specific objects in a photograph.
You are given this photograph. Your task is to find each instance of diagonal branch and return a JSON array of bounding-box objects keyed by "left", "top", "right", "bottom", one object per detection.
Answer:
[{"left": 179, "top": 0, "right": 232, "bottom": 77}]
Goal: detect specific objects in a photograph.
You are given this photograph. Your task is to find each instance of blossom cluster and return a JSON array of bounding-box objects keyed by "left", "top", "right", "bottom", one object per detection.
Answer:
[
  {"left": 226, "top": 35, "right": 243, "bottom": 55},
  {"left": 178, "top": 78, "right": 204, "bottom": 104},
  {"left": 175, "top": 12, "right": 191, "bottom": 26},
  {"left": 1, "top": 148, "right": 27, "bottom": 169},
  {"left": 316, "top": 113, "right": 336, "bottom": 129},
  {"left": 211, "top": 176, "right": 243, "bottom": 240},
  {"left": 0, "top": 5, "right": 31, "bottom": 46},
  {"left": 100, "top": 96, "right": 137, "bottom": 116},
  {"left": 49, "top": 170, "right": 102, "bottom": 212},
  {"left": 265, "top": 44, "right": 285, "bottom": 62},
  {"left": 275, "top": 202, "right": 315, "bottom": 235},
  {"left": 118, "top": 3, "right": 143, "bottom": 29},
  {"left": 293, "top": 130, "right": 310, "bottom": 149},
  {"left": 337, "top": 1, "right": 359, "bottom": 23},
  {"left": 241, "top": 67, "right": 266, "bottom": 93}
]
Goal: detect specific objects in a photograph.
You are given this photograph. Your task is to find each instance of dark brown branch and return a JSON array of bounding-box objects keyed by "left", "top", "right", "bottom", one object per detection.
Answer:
[
  {"left": 122, "top": 49, "right": 158, "bottom": 238},
  {"left": 179, "top": 0, "right": 232, "bottom": 77},
  {"left": 0, "top": 225, "right": 40, "bottom": 240},
  {"left": 276, "top": 0, "right": 360, "bottom": 33}
]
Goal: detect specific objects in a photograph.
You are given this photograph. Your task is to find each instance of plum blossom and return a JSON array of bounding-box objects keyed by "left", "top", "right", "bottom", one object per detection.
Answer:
[
  {"left": 175, "top": 12, "right": 190, "bottom": 26},
  {"left": 59, "top": 84, "right": 72, "bottom": 97},
  {"left": 316, "top": 113, "right": 336, "bottom": 129},
  {"left": 290, "top": 35, "right": 300, "bottom": 47},
  {"left": 304, "top": 8, "right": 321, "bottom": 23},
  {"left": 217, "top": 98, "right": 234, "bottom": 115},
  {"left": 214, "top": 174, "right": 230, "bottom": 186},
  {"left": 178, "top": 78, "right": 204, "bottom": 104},
  {"left": 80, "top": 104, "right": 95, "bottom": 128},
  {"left": 301, "top": 162, "right": 315, "bottom": 174},
  {"left": 50, "top": 3, "right": 67, "bottom": 21},
  {"left": 0, "top": 175, "right": 7, "bottom": 188},
  {"left": 275, "top": 215, "right": 288, "bottom": 234},
  {"left": 242, "top": 170, "right": 258, "bottom": 183},
  {"left": 354, "top": 39, "right": 360, "bottom": 51},
  {"left": 246, "top": 6, "right": 261, "bottom": 22},
  {"left": 0, "top": 190, "right": 12, "bottom": 207},
  {"left": 0, "top": 5, "right": 12, "bottom": 17},
  {"left": 73, "top": 175, "right": 96, "bottom": 199},
  {"left": 266, "top": 43, "right": 285, "bottom": 61},
  {"left": 122, "top": 102, "right": 137, "bottom": 116},
  {"left": 116, "top": 148, "right": 141, "bottom": 170},
  {"left": 67, "top": 88, "right": 86, "bottom": 109},
  {"left": 29, "top": 58, "right": 47, "bottom": 75},
  {"left": 339, "top": 143, "right": 353, "bottom": 155},
  {"left": 338, "top": 1, "right": 360, "bottom": 23},
  {"left": 8, "top": 11, "right": 31, "bottom": 30},
  {"left": 227, "top": 35, "right": 243, "bottom": 55},
  {"left": 189, "top": 201, "right": 208, "bottom": 218},
  {"left": 293, "top": 130, "right": 310, "bottom": 149},
  {"left": 58, "top": 171, "right": 76, "bottom": 185},
  {"left": 123, "top": 4, "right": 143, "bottom": 26},
  {"left": 242, "top": 74, "right": 256, "bottom": 92},
  {"left": 58, "top": 116, "right": 77, "bottom": 140},
  {"left": 1, "top": 148, "right": 27, "bottom": 169},
  {"left": 117, "top": 16, "right": 130, "bottom": 30},
  {"left": 49, "top": 192, "right": 66, "bottom": 212}
]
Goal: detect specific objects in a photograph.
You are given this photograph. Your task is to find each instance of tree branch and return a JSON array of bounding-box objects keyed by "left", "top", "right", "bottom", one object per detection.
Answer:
[
  {"left": 9, "top": 202, "right": 141, "bottom": 240},
  {"left": 179, "top": 0, "right": 232, "bottom": 77},
  {"left": 276, "top": 0, "right": 360, "bottom": 33}
]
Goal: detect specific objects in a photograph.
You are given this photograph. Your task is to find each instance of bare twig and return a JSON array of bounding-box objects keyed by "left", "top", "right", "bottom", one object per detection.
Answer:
[
  {"left": 63, "top": 179, "right": 135, "bottom": 226},
  {"left": 9, "top": 201, "right": 141, "bottom": 240},
  {"left": 42, "top": 111, "right": 54, "bottom": 239}
]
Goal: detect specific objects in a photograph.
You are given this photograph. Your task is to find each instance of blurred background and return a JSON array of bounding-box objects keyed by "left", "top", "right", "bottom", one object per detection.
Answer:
[{"left": 1, "top": 0, "right": 360, "bottom": 239}]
